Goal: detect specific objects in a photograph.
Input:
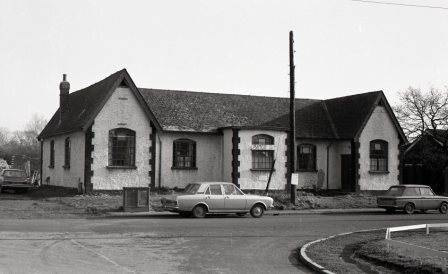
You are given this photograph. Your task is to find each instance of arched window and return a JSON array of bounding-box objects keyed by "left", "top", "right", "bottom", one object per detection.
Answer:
[
  {"left": 252, "top": 134, "right": 274, "bottom": 145},
  {"left": 298, "top": 144, "right": 316, "bottom": 171},
  {"left": 108, "top": 128, "right": 136, "bottom": 167},
  {"left": 173, "top": 139, "right": 196, "bottom": 168},
  {"left": 64, "top": 137, "right": 71, "bottom": 168},
  {"left": 370, "top": 140, "right": 388, "bottom": 172},
  {"left": 49, "top": 140, "right": 55, "bottom": 168}
]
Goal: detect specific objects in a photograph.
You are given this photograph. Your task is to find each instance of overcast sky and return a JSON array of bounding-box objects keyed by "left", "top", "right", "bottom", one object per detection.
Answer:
[{"left": 1, "top": 0, "right": 447, "bottom": 131}]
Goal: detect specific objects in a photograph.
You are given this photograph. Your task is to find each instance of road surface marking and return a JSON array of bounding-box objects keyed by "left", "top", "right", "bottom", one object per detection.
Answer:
[{"left": 70, "top": 239, "right": 136, "bottom": 273}]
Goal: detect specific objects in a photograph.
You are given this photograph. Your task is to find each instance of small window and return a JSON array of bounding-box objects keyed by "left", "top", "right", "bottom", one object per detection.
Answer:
[
  {"left": 298, "top": 144, "right": 316, "bottom": 171},
  {"left": 252, "top": 150, "right": 274, "bottom": 170},
  {"left": 252, "top": 134, "right": 274, "bottom": 145},
  {"left": 209, "top": 184, "right": 223, "bottom": 195},
  {"left": 173, "top": 139, "right": 196, "bottom": 168},
  {"left": 49, "top": 140, "right": 55, "bottom": 168},
  {"left": 108, "top": 128, "right": 136, "bottom": 167},
  {"left": 64, "top": 137, "right": 71, "bottom": 168},
  {"left": 370, "top": 140, "right": 388, "bottom": 172}
]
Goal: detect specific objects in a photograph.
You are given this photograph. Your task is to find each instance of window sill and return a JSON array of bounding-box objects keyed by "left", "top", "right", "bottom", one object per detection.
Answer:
[
  {"left": 250, "top": 168, "right": 275, "bottom": 172},
  {"left": 62, "top": 165, "right": 70, "bottom": 170},
  {"left": 171, "top": 167, "right": 198, "bottom": 170},
  {"left": 297, "top": 169, "right": 317, "bottom": 173},
  {"left": 107, "top": 166, "right": 137, "bottom": 170},
  {"left": 369, "top": 171, "right": 389, "bottom": 174}
]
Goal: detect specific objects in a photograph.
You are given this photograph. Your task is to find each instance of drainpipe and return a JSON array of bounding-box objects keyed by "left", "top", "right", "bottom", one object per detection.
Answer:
[
  {"left": 158, "top": 135, "right": 162, "bottom": 189},
  {"left": 326, "top": 141, "right": 333, "bottom": 190}
]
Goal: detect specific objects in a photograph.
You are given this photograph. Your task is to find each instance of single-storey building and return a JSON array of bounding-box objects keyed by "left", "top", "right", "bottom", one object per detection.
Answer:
[
  {"left": 38, "top": 69, "right": 407, "bottom": 192},
  {"left": 403, "top": 129, "right": 448, "bottom": 193}
]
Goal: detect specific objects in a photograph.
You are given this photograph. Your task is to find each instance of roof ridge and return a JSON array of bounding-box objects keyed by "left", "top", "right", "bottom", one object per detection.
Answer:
[
  {"left": 139, "top": 88, "right": 321, "bottom": 102},
  {"left": 69, "top": 69, "right": 127, "bottom": 96},
  {"left": 326, "top": 90, "right": 382, "bottom": 101}
]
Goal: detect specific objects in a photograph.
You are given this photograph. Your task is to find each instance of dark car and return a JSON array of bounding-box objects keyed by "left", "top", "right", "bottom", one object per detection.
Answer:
[
  {"left": 0, "top": 169, "right": 32, "bottom": 193},
  {"left": 377, "top": 184, "right": 448, "bottom": 214}
]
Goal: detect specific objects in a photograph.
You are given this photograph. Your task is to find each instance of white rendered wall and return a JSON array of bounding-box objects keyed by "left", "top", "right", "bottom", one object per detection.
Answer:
[
  {"left": 238, "top": 130, "right": 288, "bottom": 190},
  {"left": 358, "top": 106, "right": 400, "bottom": 190},
  {"left": 91, "top": 87, "right": 152, "bottom": 190},
  {"left": 295, "top": 139, "right": 349, "bottom": 190},
  {"left": 156, "top": 132, "right": 223, "bottom": 188},
  {"left": 41, "top": 131, "right": 85, "bottom": 189}
]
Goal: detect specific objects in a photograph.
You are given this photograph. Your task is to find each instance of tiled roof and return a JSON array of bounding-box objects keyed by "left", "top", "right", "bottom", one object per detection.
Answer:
[
  {"left": 39, "top": 69, "right": 402, "bottom": 141},
  {"left": 38, "top": 69, "right": 127, "bottom": 139},
  {"left": 324, "top": 91, "right": 382, "bottom": 139},
  {"left": 140, "top": 89, "right": 340, "bottom": 138}
]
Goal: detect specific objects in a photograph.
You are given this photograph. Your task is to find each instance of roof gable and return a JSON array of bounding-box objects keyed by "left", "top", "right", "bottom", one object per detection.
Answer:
[
  {"left": 324, "top": 91, "right": 407, "bottom": 142},
  {"left": 38, "top": 69, "right": 160, "bottom": 139}
]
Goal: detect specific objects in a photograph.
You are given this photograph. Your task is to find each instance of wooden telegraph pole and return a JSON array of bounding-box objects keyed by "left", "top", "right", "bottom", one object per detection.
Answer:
[{"left": 289, "top": 31, "right": 297, "bottom": 204}]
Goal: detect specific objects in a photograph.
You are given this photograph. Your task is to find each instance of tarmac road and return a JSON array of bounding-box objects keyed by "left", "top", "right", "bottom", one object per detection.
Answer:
[{"left": 1, "top": 212, "right": 448, "bottom": 273}]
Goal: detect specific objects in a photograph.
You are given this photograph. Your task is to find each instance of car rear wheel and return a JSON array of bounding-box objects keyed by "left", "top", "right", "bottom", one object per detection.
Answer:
[
  {"left": 250, "top": 204, "right": 264, "bottom": 218},
  {"left": 192, "top": 205, "right": 207, "bottom": 218},
  {"left": 439, "top": 202, "right": 448, "bottom": 214},
  {"left": 404, "top": 203, "right": 415, "bottom": 214}
]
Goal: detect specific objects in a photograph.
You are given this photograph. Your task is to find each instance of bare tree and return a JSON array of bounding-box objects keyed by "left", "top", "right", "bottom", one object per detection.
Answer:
[
  {"left": 0, "top": 127, "right": 10, "bottom": 147},
  {"left": 0, "top": 114, "right": 47, "bottom": 168},
  {"left": 394, "top": 86, "right": 448, "bottom": 145}
]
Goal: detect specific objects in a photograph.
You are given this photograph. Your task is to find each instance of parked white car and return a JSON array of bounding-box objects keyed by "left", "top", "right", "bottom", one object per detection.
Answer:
[{"left": 161, "top": 182, "right": 274, "bottom": 218}]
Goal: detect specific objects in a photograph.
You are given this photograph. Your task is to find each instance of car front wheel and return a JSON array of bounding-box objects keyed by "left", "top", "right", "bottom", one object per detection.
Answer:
[
  {"left": 404, "top": 203, "right": 415, "bottom": 214},
  {"left": 192, "top": 205, "right": 207, "bottom": 218},
  {"left": 439, "top": 202, "right": 448, "bottom": 214},
  {"left": 250, "top": 204, "right": 265, "bottom": 218}
]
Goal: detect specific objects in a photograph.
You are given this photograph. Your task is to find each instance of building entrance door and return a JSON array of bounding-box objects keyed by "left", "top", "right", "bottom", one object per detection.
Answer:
[{"left": 341, "top": 154, "right": 355, "bottom": 192}]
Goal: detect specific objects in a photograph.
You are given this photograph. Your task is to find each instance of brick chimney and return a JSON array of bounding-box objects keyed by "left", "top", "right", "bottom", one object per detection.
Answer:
[{"left": 59, "top": 74, "right": 70, "bottom": 122}]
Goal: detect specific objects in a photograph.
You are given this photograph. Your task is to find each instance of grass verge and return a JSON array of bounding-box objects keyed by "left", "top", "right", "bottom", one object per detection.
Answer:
[{"left": 305, "top": 230, "right": 448, "bottom": 274}]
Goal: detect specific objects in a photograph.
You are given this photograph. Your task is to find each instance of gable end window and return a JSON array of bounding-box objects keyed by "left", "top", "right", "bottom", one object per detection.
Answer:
[
  {"left": 64, "top": 137, "right": 71, "bottom": 168},
  {"left": 298, "top": 144, "right": 316, "bottom": 171},
  {"left": 370, "top": 140, "right": 388, "bottom": 172},
  {"left": 173, "top": 139, "right": 196, "bottom": 169},
  {"left": 108, "top": 128, "right": 136, "bottom": 167},
  {"left": 49, "top": 140, "right": 55, "bottom": 168}
]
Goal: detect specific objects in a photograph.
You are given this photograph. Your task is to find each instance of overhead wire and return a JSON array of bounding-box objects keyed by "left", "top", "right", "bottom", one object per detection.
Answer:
[{"left": 350, "top": 0, "right": 448, "bottom": 10}]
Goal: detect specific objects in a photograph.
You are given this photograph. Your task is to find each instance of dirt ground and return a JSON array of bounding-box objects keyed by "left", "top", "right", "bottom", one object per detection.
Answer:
[{"left": 0, "top": 186, "right": 377, "bottom": 219}]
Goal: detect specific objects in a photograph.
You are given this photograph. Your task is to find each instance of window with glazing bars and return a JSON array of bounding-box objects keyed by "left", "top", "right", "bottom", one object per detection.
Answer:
[
  {"left": 370, "top": 140, "right": 388, "bottom": 171},
  {"left": 108, "top": 128, "right": 136, "bottom": 166},
  {"left": 252, "top": 150, "right": 274, "bottom": 169},
  {"left": 64, "top": 137, "right": 71, "bottom": 167},
  {"left": 173, "top": 139, "right": 196, "bottom": 168},
  {"left": 298, "top": 144, "right": 316, "bottom": 171}
]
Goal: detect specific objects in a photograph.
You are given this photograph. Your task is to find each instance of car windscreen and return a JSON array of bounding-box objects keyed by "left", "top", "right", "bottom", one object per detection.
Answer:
[
  {"left": 385, "top": 187, "right": 404, "bottom": 196},
  {"left": 183, "top": 184, "right": 201, "bottom": 194},
  {"left": 3, "top": 170, "right": 26, "bottom": 177}
]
